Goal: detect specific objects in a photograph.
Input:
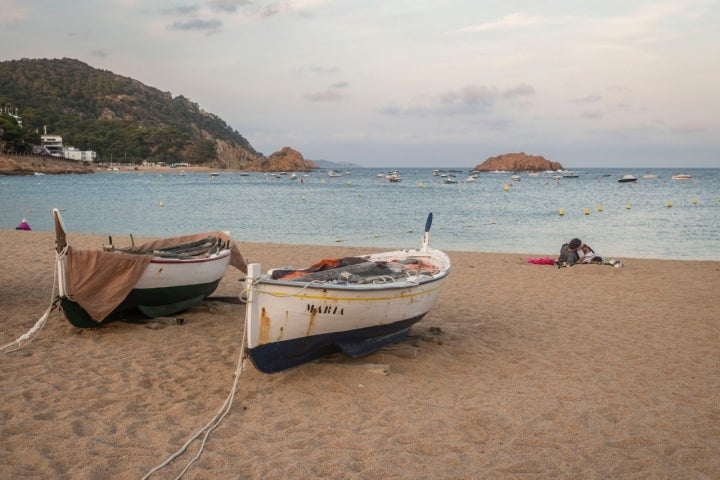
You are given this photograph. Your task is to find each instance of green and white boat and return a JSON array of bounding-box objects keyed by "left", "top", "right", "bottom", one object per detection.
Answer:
[{"left": 53, "top": 208, "right": 245, "bottom": 328}]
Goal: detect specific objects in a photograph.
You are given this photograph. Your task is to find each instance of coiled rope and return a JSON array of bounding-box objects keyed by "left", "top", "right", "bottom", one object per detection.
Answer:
[{"left": 0, "top": 247, "right": 64, "bottom": 354}]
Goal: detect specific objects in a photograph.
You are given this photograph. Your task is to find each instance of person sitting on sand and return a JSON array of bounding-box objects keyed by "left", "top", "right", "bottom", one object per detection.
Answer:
[
  {"left": 557, "top": 238, "right": 582, "bottom": 266},
  {"left": 15, "top": 219, "right": 31, "bottom": 231}
]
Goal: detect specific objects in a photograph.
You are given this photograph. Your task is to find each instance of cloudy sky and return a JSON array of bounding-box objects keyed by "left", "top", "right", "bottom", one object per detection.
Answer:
[{"left": 2, "top": 0, "right": 718, "bottom": 168}]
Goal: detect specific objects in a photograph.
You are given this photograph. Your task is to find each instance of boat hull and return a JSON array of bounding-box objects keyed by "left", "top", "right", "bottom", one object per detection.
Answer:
[
  {"left": 247, "top": 318, "right": 421, "bottom": 374},
  {"left": 59, "top": 278, "right": 224, "bottom": 328},
  {"left": 244, "top": 247, "right": 450, "bottom": 373},
  {"left": 58, "top": 251, "right": 232, "bottom": 328}
]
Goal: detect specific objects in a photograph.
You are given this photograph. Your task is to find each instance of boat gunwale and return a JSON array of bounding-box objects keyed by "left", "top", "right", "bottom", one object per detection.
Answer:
[
  {"left": 147, "top": 249, "right": 232, "bottom": 265},
  {"left": 256, "top": 268, "right": 450, "bottom": 292}
]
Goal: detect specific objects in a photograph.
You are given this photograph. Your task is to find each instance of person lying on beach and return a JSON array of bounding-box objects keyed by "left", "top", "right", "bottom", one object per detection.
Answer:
[
  {"left": 579, "top": 243, "right": 624, "bottom": 267},
  {"left": 579, "top": 244, "right": 603, "bottom": 263}
]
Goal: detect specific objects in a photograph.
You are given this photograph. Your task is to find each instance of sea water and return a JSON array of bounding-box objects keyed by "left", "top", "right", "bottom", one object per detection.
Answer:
[{"left": 1, "top": 168, "right": 718, "bottom": 260}]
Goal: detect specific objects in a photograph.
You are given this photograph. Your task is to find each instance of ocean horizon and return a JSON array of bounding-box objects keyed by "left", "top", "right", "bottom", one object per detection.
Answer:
[{"left": 2, "top": 167, "right": 718, "bottom": 261}]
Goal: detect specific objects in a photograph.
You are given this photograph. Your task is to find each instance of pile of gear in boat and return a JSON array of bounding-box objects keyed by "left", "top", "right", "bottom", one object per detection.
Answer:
[
  {"left": 270, "top": 256, "right": 438, "bottom": 284},
  {"left": 104, "top": 235, "right": 231, "bottom": 259}
]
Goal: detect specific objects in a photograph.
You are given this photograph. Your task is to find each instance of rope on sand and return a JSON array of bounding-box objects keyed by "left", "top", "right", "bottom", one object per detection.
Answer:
[
  {"left": 0, "top": 252, "right": 60, "bottom": 354},
  {"left": 141, "top": 314, "right": 249, "bottom": 480}
]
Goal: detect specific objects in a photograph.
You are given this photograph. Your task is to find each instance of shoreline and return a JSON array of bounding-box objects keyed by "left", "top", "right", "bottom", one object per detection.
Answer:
[
  {"left": 4, "top": 227, "right": 718, "bottom": 262},
  {"left": 0, "top": 154, "right": 314, "bottom": 175}
]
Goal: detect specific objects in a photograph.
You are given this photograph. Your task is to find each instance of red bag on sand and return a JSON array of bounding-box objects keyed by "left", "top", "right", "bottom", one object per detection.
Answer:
[{"left": 527, "top": 257, "right": 556, "bottom": 265}]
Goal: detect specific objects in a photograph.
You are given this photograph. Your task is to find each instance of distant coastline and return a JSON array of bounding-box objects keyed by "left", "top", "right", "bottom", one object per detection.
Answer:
[
  {"left": 0, "top": 154, "right": 94, "bottom": 175},
  {"left": 0, "top": 152, "right": 328, "bottom": 175},
  {"left": 0, "top": 154, "right": 241, "bottom": 175}
]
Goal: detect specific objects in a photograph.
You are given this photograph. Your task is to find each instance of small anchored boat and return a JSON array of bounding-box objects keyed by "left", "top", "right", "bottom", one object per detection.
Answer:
[
  {"left": 53, "top": 209, "right": 246, "bottom": 328},
  {"left": 618, "top": 174, "right": 637, "bottom": 183},
  {"left": 242, "top": 213, "right": 451, "bottom": 373},
  {"left": 386, "top": 170, "right": 402, "bottom": 182}
]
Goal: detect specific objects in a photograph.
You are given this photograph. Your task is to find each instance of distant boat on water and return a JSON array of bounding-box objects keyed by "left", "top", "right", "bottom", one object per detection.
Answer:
[
  {"left": 672, "top": 174, "right": 692, "bottom": 180},
  {"left": 618, "top": 174, "right": 637, "bottom": 183},
  {"left": 642, "top": 173, "right": 658, "bottom": 179},
  {"left": 386, "top": 170, "right": 402, "bottom": 182}
]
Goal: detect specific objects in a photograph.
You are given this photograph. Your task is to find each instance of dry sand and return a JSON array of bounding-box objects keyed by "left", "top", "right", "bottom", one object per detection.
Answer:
[{"left": 1, "top": 229, "right": 718, "bottom": 479}]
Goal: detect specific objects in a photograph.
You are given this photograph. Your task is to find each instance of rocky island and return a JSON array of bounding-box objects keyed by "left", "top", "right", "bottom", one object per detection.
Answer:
[{"left": 473, "top": 152, "right": 563, "bottom": 172}]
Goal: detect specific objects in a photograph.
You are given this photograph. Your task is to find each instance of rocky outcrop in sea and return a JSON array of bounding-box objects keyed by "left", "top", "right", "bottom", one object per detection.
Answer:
[{"left": 473, "top": 152, "right": 563, "bottom": 172}]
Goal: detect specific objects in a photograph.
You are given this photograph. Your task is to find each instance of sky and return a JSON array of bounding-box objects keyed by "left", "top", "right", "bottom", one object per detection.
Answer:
[{"left": 1, "top": 0, "right": 719, "bottom": 168}]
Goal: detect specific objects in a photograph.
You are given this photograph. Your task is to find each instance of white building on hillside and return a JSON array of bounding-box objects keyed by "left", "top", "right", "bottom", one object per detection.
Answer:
[
  {"left": 40, "top": 131, "right": 96, "bottom": 162},
  {"left": 41, "top": 134, "right": 64, "bottom": 157}
]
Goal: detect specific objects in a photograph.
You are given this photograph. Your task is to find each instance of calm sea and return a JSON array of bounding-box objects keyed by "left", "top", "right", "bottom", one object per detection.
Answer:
[{"left": 1, "top": 168, "right": 718, "bottom": 260}]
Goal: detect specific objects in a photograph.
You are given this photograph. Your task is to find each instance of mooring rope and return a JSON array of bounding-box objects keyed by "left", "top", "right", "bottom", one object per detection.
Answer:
[
  {"left": 141, "top": 311, "right": 249, "bottom": 480},
  {"left": 0, "top": 249, "right": 63, "bottom": 354}
]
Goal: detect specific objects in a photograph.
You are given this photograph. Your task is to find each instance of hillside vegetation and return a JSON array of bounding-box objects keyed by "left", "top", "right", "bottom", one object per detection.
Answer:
[{"left": 0, "top": 58, "right": 268, "bottom": 167}]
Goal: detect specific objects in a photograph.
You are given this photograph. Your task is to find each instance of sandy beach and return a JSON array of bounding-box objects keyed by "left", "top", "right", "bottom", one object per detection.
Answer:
[{"left": 1, "top": 229, "right": 718, "bottom": 479}]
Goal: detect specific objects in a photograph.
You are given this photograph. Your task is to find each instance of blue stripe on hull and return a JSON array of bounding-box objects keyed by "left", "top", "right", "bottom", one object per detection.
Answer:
[{"left": 246, "top": 314, "right": 426, "bottom": 374}]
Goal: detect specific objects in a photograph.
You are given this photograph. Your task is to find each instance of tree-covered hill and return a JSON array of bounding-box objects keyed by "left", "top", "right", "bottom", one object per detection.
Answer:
[{"left": 0, "top": 58, "right": 260, "bottom": 166}]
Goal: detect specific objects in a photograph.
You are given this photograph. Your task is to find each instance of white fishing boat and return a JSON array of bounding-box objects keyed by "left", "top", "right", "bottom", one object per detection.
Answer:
[
  {"left": 671, "top": 174, "right": 692, "bottom": 180},
  {"left": 243, "top": 213, "right": 451, "bottom": 373},
  {"left": 53, "top": 209, "right": 245, "bottom": 328}
]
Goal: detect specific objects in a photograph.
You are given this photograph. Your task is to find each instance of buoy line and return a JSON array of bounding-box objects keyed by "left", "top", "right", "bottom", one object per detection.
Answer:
[
  {"left": 141, "top": 311, "right": 249, "bottom": 480},
  {"left": 0, "top": 249, "right": 63, "bottom": 354}
]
